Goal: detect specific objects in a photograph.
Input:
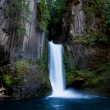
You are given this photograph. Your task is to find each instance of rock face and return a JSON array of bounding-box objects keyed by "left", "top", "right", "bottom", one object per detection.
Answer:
[
  {"left": 0, "top": 46, "right": 9, "bottom": 67},
  {"left": 62, "top": 0, "right": 86, "bottom": 41},
  {"left": 21, "top": 0, "right": 45, "bottom": 60},
  {"left": 0, "top": 0, "right": 45, "bottom": 62},
  {"left": 62, "top": 0, "right": 110, "bottom": 96},
  {"left": 66, "top": 43, "right": 110, "bottom": 70},
  {"left": 62, "top": 0, "right": 110, "bottom": 70}
]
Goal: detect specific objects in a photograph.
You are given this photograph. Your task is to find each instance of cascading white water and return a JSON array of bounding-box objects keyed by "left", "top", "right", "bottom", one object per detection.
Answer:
[
  {"left": 48, "top": 41, "right": 92, "bottom": 98},
  {"left": 48, "top": 41, "right": 65, "bottom": 96}
]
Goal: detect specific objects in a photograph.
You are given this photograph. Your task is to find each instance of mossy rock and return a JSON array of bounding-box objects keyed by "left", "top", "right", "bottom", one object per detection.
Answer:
[
  {"left": 65, "top": 62, "right": 110, "bottom": 96},
  {"left": 0, "top": 60, "right": 51, "bottom": 98}
]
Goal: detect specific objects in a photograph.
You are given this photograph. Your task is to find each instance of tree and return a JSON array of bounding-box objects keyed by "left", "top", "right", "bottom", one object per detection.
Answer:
[{"left": 37, "top": 0, "right": 65, "bottom": 31}]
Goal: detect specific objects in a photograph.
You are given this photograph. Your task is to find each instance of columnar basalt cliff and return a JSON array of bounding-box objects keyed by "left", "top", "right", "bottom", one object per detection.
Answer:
[
  {"left": 62, "top": 0, "right": 86, "bottom": 42},
  {"left": 62, "top": 0, "right": 110, "bottom": 70},
  {"left": 0, "top": 0, "right": 45, "bottom": 62},
  {"left": 0, "top": 0, "right": 49, "bottom": 98}
]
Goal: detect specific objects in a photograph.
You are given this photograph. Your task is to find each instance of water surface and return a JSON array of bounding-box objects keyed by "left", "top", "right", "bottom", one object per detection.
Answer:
[{"left": 0, "top": 97, "right": 110, "bottom": 110}]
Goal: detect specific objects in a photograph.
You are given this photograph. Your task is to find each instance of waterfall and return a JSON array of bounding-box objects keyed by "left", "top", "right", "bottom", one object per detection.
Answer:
[
  {"left": 48, "top": 41, "right": 91, "bottom": 98},
  {"left": 48, "top": 41, "right": 65, "bottom": 96}
]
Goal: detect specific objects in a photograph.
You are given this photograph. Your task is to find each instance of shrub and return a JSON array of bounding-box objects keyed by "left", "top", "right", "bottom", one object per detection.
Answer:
[
  {"left": 2, "top": 74, "right": 12, "bottom": 87},
  {"left": 37, "top": 0, "right": 51, "bottom": 31},
  {"left": 103, "top": 0, "right": 110, "bottom": 30}
]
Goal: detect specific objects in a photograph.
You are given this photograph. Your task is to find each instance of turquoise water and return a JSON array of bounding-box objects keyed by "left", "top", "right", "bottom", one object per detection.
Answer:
[{"left": 0, "top": 97, "right": 110, "bottom": 110}]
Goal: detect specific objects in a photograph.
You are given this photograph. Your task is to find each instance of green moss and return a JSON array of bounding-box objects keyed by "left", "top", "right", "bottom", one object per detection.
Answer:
[
  {"left": 15, "top": 60, "right": 29, "bottom": 74},
  {"left": 72, "top": 33, "right": 109, "bottom": 45},
  {"left": 65, "top": 59, "right": 110, "bottom": 95},
  {"left": 2, "top": 74, "right": 12, "bottom": 87}
]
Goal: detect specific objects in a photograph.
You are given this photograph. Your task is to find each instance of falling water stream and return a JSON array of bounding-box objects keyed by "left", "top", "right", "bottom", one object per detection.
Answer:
[{"left": 48, "top": 41, "right": 90, "bottom": 98}]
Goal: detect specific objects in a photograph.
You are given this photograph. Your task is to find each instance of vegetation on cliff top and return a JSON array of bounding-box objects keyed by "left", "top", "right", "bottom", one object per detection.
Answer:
[
  {"left": 37, "top": 0, "right": 65, "bottom": 32},
  {"left": 83, "top": 0, "right": 110, "bottom": 45}
]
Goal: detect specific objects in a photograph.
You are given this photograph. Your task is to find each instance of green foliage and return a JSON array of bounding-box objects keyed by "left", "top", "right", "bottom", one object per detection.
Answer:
[
  {"left": 1, "top": 73, "right": 19, "bottom": 87},
  {"left": 97, "top": 62, "right": 110, "bottom": 75},
  {"left": 8, "top": 0, "right": 31, "bottom": 36},
  {"left": 2, "top": 74, "right": 12, "bottom": 87},
  {"left": 72, "top": 36, "right": 95, "bottom": 46},
  {"left": 64, "top": 46, "right": 110, "bottom": 89},
  {"left": 64, "top": 50, "right": 74, "bottom": 73},
  {"left": 85, "top": 37, "right": 95, "bottom": 45},
  {"left": 37, "top": 0, "right": 65, "bottom": 31},
  {"left": 84, "top": 0, "right": 103, "bottom": 17},
  {"left": 52, "top": 0, "right": 65, "bottom": 24},
  {"left": 98, "top": 34, "right": 108, "bottom": 42},
  {"left": 82, "top": 0, "right": 110, "bottom": 45},
  {"left": 103, "top": 0, "right": 110, "bottom": 30},
  {"left": 84, "top": 63, "right": 110, "bottom": 88},
  {"left": 72, "top": 33, "right": 109, "bottom": 45},
  {"left": 37, "top": 0, "right": 51, "bottom": 31},
  {"left": 63, "top": 46, "right": 75, "bottom": 85},
  {"left": 1, "top": 60, "right": 31, "bottom": 87},
  {"left": 15, "top": 60, "right": 29, "bottom": 74},
  {"left": 37, "top": 42, "right": 48, "bottom": 72},
  {"left": 75, "top": 62, "right": 110, "bottom": 89}
]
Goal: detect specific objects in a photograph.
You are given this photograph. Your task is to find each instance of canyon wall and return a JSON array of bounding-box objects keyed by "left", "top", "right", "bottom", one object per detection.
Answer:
[
  {"left": 0, "top": 0, "right": 45, "bottom": 62},
  {"left": 63, "top": 0, "right": 110, "bottom": 70}
]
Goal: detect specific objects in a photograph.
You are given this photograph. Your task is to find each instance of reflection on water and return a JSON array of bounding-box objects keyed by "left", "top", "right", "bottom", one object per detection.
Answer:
[{"left": 0, "top": 97, "right": 110, "bottom": 110}]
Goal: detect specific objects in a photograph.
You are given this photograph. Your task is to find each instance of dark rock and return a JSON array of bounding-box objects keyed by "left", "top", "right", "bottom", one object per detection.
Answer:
[
  {"left": 2, "top": 28, "right": 9, "bottom": 33},
  {"left": 0, "top": 7, "right": 3, "bottom": 10},
  {"left": 0, "top": 46, "right": 9, "bottom": 67},
  {"left": 73, "top": 0, "right": 80, "bottom": 5},
  {"left": 0, "top": 60, "right": 51, "bottom": 98},
  {"left": 67, "top": 79, "right": 85, "bottom": 89}
]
